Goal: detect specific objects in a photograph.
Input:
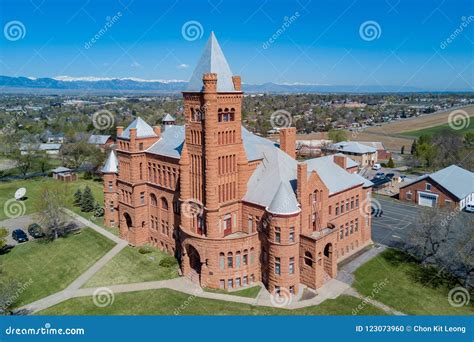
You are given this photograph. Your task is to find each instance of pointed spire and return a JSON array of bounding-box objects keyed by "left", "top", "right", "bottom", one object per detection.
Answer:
[
  {"left": 187, "top": 32, "right": 236, "bottom": 92},
  {"left": 120, "top": 117, "right": 157, "bottom": 139},
  {"left": 102, "top": 150, "right": 118, "bottom": 174},
  {"left": 266, "top": 181, "right": 300, "bottom": 215}
]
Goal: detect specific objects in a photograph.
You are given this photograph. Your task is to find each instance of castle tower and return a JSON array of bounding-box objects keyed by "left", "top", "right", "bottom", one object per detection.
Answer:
[{"left": 181, "top": 32, "right": 245, "bottom": 239}]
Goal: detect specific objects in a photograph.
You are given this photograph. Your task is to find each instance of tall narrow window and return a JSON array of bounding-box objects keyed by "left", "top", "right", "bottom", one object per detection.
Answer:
[
  {"left": 219, "top": 253, "right": 225, "bottom": 270},
  {"left": 227, "top": 252, "right": 233, "bottom": 268},
  {"left": 236, "top": 251, "right": 241, "bottom": 268},
  {"left": 289, "top": 227, "right": 295, "bottom": 243},
  {"left": 275, "top": 257, "right": 281, "bottom": 275},
  {"left": 275, "top": 227, "right": 281, "bottom": 243},
  {"left": 289, "top": 257, "right": 295, "bottom": 275}
]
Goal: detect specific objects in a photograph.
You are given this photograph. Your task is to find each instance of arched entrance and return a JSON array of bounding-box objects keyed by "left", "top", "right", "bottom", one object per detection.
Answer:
[
  {"left": 124, "top": 212, "right": 133, "bottom": 230},
  {"left": 323, "top": 243, "right": 333, "bottom": 278},
  {"left": 186, "top": 244, "right": 201, "bottom": 283}
]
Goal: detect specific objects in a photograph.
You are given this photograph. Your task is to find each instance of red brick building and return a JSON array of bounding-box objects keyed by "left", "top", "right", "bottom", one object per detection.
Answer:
[{"left": 102, "top": 33, "right": 373, "bottom": 294}]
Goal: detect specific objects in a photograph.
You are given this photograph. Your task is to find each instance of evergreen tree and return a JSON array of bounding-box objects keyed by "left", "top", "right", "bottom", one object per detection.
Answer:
[
  {"left": 73, "top": 188, "right": 82, "bottom": 206},
  {"left": 80, "top": 186, "right": 95, "bottom": 212},
  {"left": 387, "top": 156, "right": 395, "bottom": 168},
  {"left": 94, "top": 202, "right": 104, "bottom": 217},
  {"left": 400, "top": 145, "right": 405, "bottom": 155},
  {"left": 410, "top": 139, "right": 417, "bottom": 155}
]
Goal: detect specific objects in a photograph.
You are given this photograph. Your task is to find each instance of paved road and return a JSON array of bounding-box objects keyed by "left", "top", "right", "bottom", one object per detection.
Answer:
[{"left": 371, "top": 196, "right": 422, "bottom": 248}]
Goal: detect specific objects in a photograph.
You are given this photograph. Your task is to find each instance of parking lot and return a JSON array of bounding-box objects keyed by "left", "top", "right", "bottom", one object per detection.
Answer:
[
  {"left": 0, "top": 214, "right": 85, "bottom": 246},
  {"left": 371, "top": 195, "right": 422, "bottom": 248}
]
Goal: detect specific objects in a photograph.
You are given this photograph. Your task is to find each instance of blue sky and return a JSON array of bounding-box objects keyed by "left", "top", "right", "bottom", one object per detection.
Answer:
[{"left": 0, "top": 0, "right": 473, "bottom": 90}]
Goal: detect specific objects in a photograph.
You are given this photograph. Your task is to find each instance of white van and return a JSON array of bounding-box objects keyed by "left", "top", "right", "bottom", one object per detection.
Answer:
[{"left": 372, "top": 163, "right": 382, "bottom": 170}]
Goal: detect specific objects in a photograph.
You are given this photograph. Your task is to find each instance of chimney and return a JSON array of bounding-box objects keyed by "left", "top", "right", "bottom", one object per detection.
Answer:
[
  {"left": 279, "top": 127, "right": 296, "bottom": 159},
  {"left": 116, "top": 126, "right": 124, "bottom": 137},
  {"left": 333, "top": 155, "right": 347, "bottom": 169},
  {"left": 129, "top": 127, "right": 137, "bottom": 152},
  {"left": 232, "top": 76, "right": 242, "bottom": 91},
  {"left": 202, "top": 73, "right": 217, "bottom": 93},
  {"left": 153, "top": 126, "right": 161, "bottom": 136}
]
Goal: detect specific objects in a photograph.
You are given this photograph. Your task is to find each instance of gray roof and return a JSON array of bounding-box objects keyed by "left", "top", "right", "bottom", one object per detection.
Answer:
[
  {"left": 146, "top": 125, "right": 185, "bottom": 159},
  {"left": 88, "top": 134, "right": 111, "bottom": 145},
  {"left": 333, "top": 153, "right": 359, "bottom": 168},
  {"left": 401, "top": 165, "right": 474, "bottom": 200},
  {"left": 352, "top": 173, "right": 374, "bottom": 188},
  {"left": 20, "top": 143, "right": 62, "bottom": 151},
  {"left": 120, "top": 117, "right": 157, "bottom": 139},
  {"left": 186, "top": 32, "right": 236, "bottom": 92},
  {"left": 331, "top": 141, "right": 377, "bottom": 154},
  {"left": 266, "top": 181, "right": 301, "bottom": 215},
  {"left": 162, "top": 114, "right": 176, "bottom": 122},
  {"left": 305, "top": 156, "right": 364, "bottom": 195},
  {"left": 101, "top": 150, "right": 119, "bottom": 173},
  {"left": 51, "top": 166, "right": 72, "bottom": 173}
]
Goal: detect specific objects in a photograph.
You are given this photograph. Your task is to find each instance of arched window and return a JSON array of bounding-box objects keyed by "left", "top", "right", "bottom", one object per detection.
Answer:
[
  {"left": 227, "top": 252, "right": 233, "bottom": 268},
  {"left": 150, "top": 194, "right": 157, "bottom": 207},
  {"left": 219, "top": 252, "right": 225, "bottom": 270},
  {"left": 304, "top": 251, "right": 313, "bottom": 267},
  {"left": 243, "top": 249, "right": 248, "bottom": 265},
  {"left": 236, "top": 251, "right": 241, "bottom": 268},
  {"left": 161, "top": 197, "right": 168, "bottom": 210},
  {"left": 250, "top": 247, "right": 255, "bottom": 264}
]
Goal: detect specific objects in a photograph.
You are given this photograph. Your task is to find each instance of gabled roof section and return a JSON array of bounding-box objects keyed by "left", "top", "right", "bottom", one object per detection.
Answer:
[
  {"left": 162, "top": 113, "right": 176, "bottom": 122},
  {"left": 266, "top": 181, "right": 300, "bottom": 215},
  {"left": 331, "top": 141, "right": 377, "bottom": 154},
  {"left": 120, "top": 117, "right": 157, "bottom": 139},
  {"left": 187, "top": 32, "right": 236, "bottom": 92},
  {"left": 88, "top": 134, "right": 111, "bottom": 145},
  {"left": 401, "top": 165, "right": 473, "bottom": 200},
  {"left": 101, "top": 150, "right": 118, "bottom": 173},
  {"left": 146, "top": 125, "right": 185, "bottom": 159}
]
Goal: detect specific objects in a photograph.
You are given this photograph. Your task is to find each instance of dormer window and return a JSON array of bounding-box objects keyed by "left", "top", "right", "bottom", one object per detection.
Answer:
[{"left": 426, "top": 183, "right": 432, "bottom": 191}]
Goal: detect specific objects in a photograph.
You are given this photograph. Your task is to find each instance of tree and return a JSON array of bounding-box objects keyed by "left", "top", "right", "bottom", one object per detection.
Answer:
[
  {"left": 387, "top": 156, "right": 395, "bottom": 168},
  {"left": 35, "top": 150, "right": 51, "bottom": 174},
  {"left": 73, "top": 188, "right": 82, "bottom": 206},
  {"left": 81, "top": 186, "right": 95, "bottom": 212},
  {"left": 0, "top": 228, "right": 7, "bottom": 249},
  {"left": 94, "top": 202, "right": 104, "bottom": 217},
  {"left": 328, "top": 129, "right": 347, "bottom": 143},
  {"left": 0, "top": 279, "right": 17, "bottom": 315},
  {"left": 400, "top": 145, "right": 405, "bottom": 155},
  {"left": 60, "top": 140, "right": 91, "bottom": 168},
  {"left": 11, "top": 149, "right": 34, "bottom": 177},
  {"left": 35, "top": 186, "right": 67, "bottom": 240},
  {"left": 410, "top": 139, "right": 417, "bottom": 155}
]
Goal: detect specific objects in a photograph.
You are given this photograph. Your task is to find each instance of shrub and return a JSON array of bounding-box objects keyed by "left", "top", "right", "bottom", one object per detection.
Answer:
[
  {"left": 93, "top": 203, "right": 104, "bottom": 217},
  {"left": 138, "top": 246, "right": 153, "bottom": 254},
  {"left": 159, "top": 255, "right": 178, "bottom": 268}
]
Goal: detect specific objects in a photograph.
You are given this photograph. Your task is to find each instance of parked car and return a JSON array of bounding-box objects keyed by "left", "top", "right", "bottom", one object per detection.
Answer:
[
  {"left": 0, "top": 244, "right": 14, "bottom": 255},
  {"left": 385, "top": 173, "right": 395, "bottom": 179},
  {"left": 372, "top": 163, "right": 382, "bottom": 170},
  {"left": 371, "top": 206, "right": 383, "bottom": 217},
  {"left": 27, "top": 223, "right": 45, "bottom": 239},
  {"left": 375, "top": 172, "right": 385, "bottom": 178},
  {"left": 465, "top": 204, "right": 474, "bottom": 213},
  {"left": 12, "top": 229, "right": 29, "bottom": 243}
]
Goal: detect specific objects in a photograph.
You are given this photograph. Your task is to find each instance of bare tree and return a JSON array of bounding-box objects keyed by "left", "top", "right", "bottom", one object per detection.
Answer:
[{"left": 35, "top": 185, "right": 67, "bottom": 240}]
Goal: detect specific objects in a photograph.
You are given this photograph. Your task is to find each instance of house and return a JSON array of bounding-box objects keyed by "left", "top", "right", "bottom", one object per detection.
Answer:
[
  {"left": 101, "top": 33, "right": 372, "bottom": 295},
  {"left": 88, "top": 134, "right": 114, "bottom": 151},
  {"left": 326, "top": 141, "right": 377, "bottom": 167},
  {"left": 20, "top": 143, "right": 62, "bottom": 155},
  {"left": 41, "top": 130, "right": 65, "bottom": 144},
  {"left": 357, "top": 141, "right": 391, "bottom": 160},
  {"left": 51, "top": 166, "right": 77, "bottom": 182},
  {"left": 399, "top": 165, "right": 474, "bottom": 209}
]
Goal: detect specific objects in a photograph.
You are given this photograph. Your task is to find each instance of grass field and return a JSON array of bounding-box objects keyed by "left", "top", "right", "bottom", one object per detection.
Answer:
[
  {"left": 353, "top": 249, "right": 474, "bottom": 315},
  {"left": 83, "top": 246, "right": 179, "bottom": 288},
  {"left": 399, "top": 119, "right": 474, "bottom": 138},
  {"left": 0, "top": 228, "right": 115, "bottom": 308},
  {"left": 204, "top": 285, "right": 262, "bottom": 298},
  {"left": 38, "top": 289, "right": 387, "bottom": 315},
  {"left": 0, "top": 176, "right": 116, "bottom": 234}
]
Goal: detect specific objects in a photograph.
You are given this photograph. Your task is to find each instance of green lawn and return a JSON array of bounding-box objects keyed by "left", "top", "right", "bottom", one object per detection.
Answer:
[
  {"left": 0, "top": 176, "right": 104, "bottom": 221},
  {"left": 353, "top": 248, "right": 474, "bottom": 315},
  {"left": 204, "top": 285, "right": 262, "bottom": 298},
  {"left": 83, "top": 246, "right": 179, "bottom": 288},
  {"left": 38, "top": 289, "right": 387, "bottom": 315},
  {"left": 0, "top": 228, "right": 115, "bottom": 308},
  {"left": 399, "top": 119, "right": 474, "bottom": 138}
]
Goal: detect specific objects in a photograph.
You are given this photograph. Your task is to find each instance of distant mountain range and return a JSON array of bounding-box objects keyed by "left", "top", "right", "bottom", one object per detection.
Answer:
[{"left": 0, "top": 75, "right": 468, "bottom": 94}]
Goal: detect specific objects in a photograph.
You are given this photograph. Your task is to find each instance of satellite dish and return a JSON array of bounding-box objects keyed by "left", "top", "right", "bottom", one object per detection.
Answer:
[{"left": 15, "top": 187, "right": 26, "bottom": 200}]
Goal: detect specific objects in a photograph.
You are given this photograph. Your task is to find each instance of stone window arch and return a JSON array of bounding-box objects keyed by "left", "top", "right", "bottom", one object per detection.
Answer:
[
  {"left": 150, "top": 193, "right": 157, "bottom": 207},
  {"left": 161, "top": 197, "right": 169, "bottom": 210}
]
